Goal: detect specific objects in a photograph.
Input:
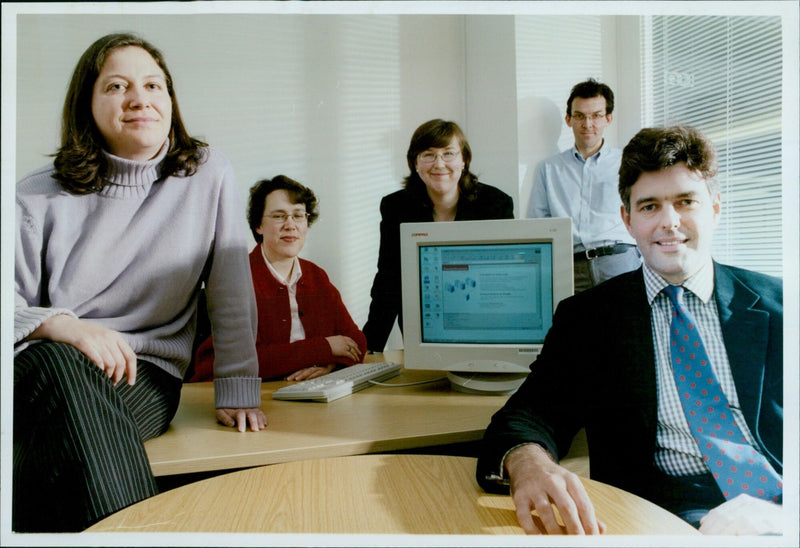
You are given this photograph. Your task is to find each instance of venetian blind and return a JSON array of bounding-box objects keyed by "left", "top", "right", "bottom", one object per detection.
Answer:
[{"left": 640, "top": 15, "right": 783, "bottom": 277}]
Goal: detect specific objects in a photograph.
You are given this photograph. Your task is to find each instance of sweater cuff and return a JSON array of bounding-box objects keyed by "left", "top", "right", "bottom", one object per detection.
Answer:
[
  {"left": 213, "top": 376, "right": 262, "bottom": 409},
  {"left": 14, "top": 307, "right": 77, "bottom": 346}
]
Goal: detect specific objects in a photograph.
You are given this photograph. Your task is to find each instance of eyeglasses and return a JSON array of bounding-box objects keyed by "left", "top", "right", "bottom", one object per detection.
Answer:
[
  {"left": 570, "top": 112, "right": 607, "bottom": 122},
  {"left": 418, "top": 150, "right": 461, "bottom": 164},
  {"left": 264, "top": 212, "right": 310, "bottom": 224}
]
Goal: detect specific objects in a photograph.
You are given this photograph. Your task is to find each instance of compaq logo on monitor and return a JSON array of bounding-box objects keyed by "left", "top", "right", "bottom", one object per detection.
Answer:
[{"left": 411, "top": 232, "right": 429, "bottom": 237}]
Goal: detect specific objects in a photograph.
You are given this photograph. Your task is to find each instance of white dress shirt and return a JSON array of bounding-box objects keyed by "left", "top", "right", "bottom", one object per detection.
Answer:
[{"left": 262, "top": 248, "right": 306, "bottom": 343}]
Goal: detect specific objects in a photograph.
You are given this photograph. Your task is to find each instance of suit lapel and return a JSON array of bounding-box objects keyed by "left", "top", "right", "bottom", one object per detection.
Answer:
[
  {"left": 713, "top": 263, "right": 769, "bottom": 424},
  {"left": 615, "top": 270, "right": 659, "bottom": 426}
]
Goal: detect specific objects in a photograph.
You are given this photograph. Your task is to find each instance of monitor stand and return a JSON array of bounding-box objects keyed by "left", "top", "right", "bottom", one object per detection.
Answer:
[{"left": 446, "top": 372, "right": 528, "bottom": 396}]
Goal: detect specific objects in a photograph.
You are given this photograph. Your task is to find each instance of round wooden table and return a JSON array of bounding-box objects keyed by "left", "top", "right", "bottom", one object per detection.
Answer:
[{"left": 88, "top": 454, "right": 699, "bottom": 535}]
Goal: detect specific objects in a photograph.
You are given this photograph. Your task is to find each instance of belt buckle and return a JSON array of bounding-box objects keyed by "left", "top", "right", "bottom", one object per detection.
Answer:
[{"left": 586, "top": 245, "right": 615, "bottom": 260}]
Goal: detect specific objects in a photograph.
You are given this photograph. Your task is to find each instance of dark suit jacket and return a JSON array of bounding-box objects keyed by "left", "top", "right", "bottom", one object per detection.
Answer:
[
  {"left": 363, "top": 183, "right": 514, "bottom": 351},
  {"left": 476, "top": 263, "right": 783, "bottom": 514}
]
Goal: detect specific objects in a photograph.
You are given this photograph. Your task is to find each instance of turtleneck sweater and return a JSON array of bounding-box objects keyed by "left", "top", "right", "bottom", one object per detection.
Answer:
[{"left": 15, "top": 142, "right": 261, "bottom": 409}]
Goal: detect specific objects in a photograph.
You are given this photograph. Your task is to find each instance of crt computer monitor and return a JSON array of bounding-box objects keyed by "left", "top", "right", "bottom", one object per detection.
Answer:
[{"left": 400, "top": 218, "right": 573, "bottom": 395}]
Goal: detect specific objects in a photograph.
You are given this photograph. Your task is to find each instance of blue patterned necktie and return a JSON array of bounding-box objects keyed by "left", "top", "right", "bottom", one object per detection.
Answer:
[{"left": 663, "top": 284, "right": 782, "bottom": 502}]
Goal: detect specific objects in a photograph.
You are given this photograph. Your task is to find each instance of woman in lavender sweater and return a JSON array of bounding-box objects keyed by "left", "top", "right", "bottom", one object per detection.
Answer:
[{"left": 13, "top": 33, "right": 266, "bottom": 532}]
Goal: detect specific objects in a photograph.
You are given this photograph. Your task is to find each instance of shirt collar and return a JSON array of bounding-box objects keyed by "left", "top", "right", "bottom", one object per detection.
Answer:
[
  {"left": 643, "top": 260, "right": 715, "bottom": 305},
  {"left": 261, "top": 246, "right": 302, "bottom": 286},
  {"left": 571, "top": 139, "right": 609, "bottom": 162}
]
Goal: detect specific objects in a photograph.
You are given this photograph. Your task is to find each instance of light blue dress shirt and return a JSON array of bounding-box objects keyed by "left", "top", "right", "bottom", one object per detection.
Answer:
[{"left": 528, "top": 141, "right": 634, "bottom": 250}]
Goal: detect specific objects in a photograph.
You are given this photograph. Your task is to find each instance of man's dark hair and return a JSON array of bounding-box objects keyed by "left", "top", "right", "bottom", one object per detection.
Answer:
[
  {"left": 619, "top": 125, "right": 719, "bottom": 212},
  {"left": 248, "top": 175, "right": 320, "bottom": 243},
  {"left": 566, "top": 78, "right": 615, "bottom": 116}
]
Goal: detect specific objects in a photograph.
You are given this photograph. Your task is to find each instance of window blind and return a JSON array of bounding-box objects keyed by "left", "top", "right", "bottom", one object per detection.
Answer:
[
  {"left": 334, "top": 16, "right": 402, "bottom": 329},
  {"left": 640, "top": 15, "right": 783, "bottom": 277},
  {"left": 516, "top": 15, "right": 606, "bottom": 153},
  {"left": 514, "top": 15, "right": 609, "bottom": 218}
]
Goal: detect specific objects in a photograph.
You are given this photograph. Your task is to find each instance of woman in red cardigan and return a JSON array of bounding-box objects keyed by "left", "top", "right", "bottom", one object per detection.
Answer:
[{"left": 191, "top": 175, "right": 366, "bottom": 381}]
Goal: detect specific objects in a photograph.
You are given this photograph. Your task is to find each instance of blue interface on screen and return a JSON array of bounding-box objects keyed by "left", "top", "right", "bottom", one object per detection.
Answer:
[{"left": 418, "top": 242, "right": 554, "bottom": 344}]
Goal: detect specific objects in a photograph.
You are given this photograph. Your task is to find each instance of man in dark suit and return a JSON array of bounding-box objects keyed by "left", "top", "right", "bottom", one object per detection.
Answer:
[{"left": 477, "top": 125, "right": 783, "bottom": 535}]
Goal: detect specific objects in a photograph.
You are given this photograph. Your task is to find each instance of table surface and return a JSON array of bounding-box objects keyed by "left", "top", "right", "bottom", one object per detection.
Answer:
[
  {"left": 145, "top": 351, "right": 549, "bottom": 477},
  {"left": 88, "top": 454, "right": 699, "bottom": 535}
]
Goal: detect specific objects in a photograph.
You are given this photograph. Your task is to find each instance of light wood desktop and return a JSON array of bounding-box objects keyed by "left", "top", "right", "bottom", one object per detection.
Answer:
[
  {"left": 145, "top": 351, "right": 559, "bottom": 477},
  {"left": 88, "top": 454, "right": 699, "bottom": 535}
]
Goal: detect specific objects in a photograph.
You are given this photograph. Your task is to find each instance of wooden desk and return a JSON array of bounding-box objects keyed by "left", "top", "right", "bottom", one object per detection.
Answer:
[
  {"left": 145, "top": 351, "right": 521, "bottom": 476},
  {"left": 88, "top": 454, "right": 698, "bottom": 535}
]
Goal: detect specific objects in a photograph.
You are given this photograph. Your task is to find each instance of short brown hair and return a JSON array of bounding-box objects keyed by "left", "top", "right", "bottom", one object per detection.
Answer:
[
  {"left": 248, "top": 175, "right": 320, "bottom": 243},
  {"left": 403, "top": 119, "right": 481, "bottom": 201},
  {"left": 619, "top": 125, "right": 719, "bottom": 212},
  {"left": 566, "top": 78, "right": 615, "bottom": 116}
]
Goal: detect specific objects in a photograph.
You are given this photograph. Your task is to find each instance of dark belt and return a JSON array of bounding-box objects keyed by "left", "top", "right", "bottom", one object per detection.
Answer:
[{"left": 576, "top": 243, "right": 635, "bottom": 260}]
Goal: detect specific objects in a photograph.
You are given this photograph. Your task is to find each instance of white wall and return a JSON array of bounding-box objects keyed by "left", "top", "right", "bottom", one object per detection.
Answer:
[
  {"left": 7, "top": 11, "right": 653, "bottom": 350},
  {"left": 13, "top": 13, "right": 470, "bottom": 348},
  {"left": 464, "top": 16, "right": 520, "bottom": 216},
  {"left": 11, "top": 8, "right": 791, "bottom": 352}
]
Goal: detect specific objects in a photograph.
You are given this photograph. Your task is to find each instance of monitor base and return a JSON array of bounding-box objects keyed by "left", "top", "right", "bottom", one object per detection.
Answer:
[{"left": 446, "top": 372, "right": 527, "bottom": 396}]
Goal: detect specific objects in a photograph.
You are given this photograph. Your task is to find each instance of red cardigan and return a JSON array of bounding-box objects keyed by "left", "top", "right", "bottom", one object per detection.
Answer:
[{"left": 191, "top": 247, "right": 366, "bottom": 381}]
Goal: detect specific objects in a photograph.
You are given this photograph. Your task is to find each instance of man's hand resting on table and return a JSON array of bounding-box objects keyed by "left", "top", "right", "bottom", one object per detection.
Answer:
[
  {"left": 699, "top": 494, "right": 783, "bottom": 535},
  {"left": 505, "top": 443, "right": 606, "bottom": 535},
  {"left": 216, "top": 408, "right": 267, "bottom": 432}
]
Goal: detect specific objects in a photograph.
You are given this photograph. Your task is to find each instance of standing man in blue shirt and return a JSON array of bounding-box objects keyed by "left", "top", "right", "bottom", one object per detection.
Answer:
[{"left": 528, "top": 78, "right": 641, "bottom": 292}]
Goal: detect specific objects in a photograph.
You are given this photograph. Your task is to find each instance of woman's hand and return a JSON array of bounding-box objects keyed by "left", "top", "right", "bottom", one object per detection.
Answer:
[
  {"left": 216, "top": 407, "right": 268, "bottom": 432},
  {"left": 326, "top": 335, "right": 362, "bottom": 362},
  {"left": 30, "top": 314, "right": 137, "bottom": 385},
  {"left": 286, "top": 364, "right": 335, "bottom": 381}
]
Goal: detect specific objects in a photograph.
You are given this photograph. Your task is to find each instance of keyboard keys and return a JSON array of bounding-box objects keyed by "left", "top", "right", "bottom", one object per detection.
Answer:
[{"left": 272, "top": 362, "right": 402, "bottom": 402}]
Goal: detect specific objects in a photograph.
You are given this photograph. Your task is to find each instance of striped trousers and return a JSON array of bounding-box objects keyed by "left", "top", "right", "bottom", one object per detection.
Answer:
[{"left": 13, "top": 341, "right": 182, "bottom": 532}]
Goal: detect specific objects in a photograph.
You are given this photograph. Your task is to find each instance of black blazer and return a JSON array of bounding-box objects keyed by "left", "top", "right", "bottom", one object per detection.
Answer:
[
  {"left": 476, "top": 263, "right": 783, "bottom": 513},
  {"left": 363, "top": 183, "right": 514, "bottom": 351}
]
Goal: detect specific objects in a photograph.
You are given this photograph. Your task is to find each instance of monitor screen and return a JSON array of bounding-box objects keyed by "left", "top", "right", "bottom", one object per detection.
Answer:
[
  {"left": 400, "top": 218, "right": 573, "bottom": 392},
  {"left": 418, "top": 241, "right": 554, "bottom": 345}
]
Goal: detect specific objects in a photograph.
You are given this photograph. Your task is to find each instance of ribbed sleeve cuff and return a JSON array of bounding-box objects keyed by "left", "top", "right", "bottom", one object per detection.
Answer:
[
  {"left": 14, "top": 307, "right": 76, "bottom": 345},
  {"left": 213, "top": 376, "right": 262, "bottom": 409}
]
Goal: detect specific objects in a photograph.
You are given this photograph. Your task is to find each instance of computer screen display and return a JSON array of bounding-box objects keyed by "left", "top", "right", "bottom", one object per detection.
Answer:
[
  {"left": 418, "top": 242, "right": 553, "bottom": 345},
  {"left": 400, "top": 218, "right": 573, "bottom": 392}
]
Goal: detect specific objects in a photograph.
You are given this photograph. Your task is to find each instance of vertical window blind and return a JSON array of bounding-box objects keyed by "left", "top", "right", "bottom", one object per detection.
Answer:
[
  {"left": 640, "top": 15, "right": 783, "bottom": 277},
  {"left": 514, "top": 15, "right": 608, "bottom": 219},
  {"left": 335, "top": 16, "right": 402, "bottom": 329}
]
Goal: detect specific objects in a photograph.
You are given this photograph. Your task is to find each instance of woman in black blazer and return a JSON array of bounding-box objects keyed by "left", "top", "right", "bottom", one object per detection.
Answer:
[{"left": 363, "top": 119, "right": 514, "bottom": 351}]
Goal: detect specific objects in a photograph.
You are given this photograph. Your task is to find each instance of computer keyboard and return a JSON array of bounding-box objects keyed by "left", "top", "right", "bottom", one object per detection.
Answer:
[{"left": 271, "top": 361, "right": 402, "bottom": 402}]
